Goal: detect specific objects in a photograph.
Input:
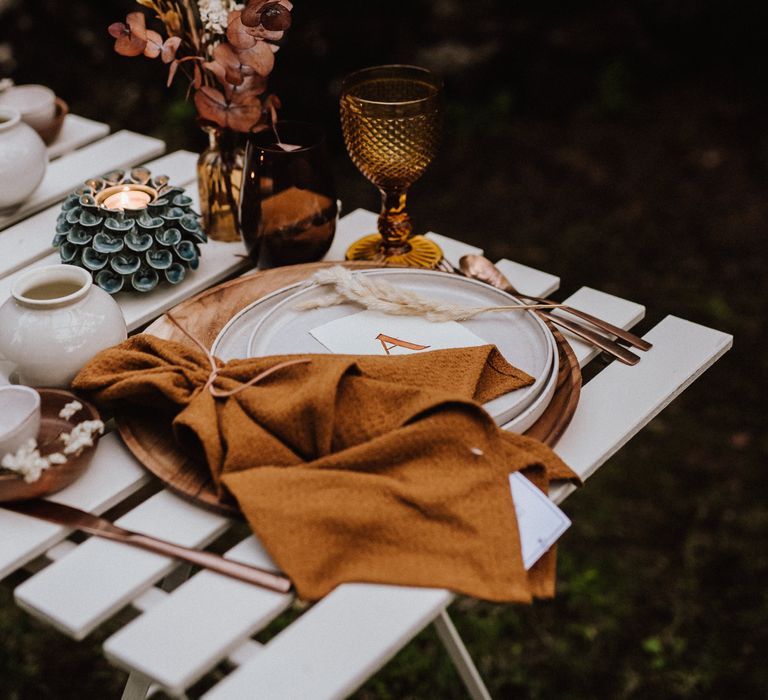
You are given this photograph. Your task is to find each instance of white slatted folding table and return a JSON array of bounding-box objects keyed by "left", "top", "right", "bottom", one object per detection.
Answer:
[{"left": 0, "top": 119, "right": 733, "bottom": 699}]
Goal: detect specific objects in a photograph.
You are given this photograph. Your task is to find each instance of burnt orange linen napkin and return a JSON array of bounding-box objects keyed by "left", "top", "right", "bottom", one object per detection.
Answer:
[{"left": 73, "top": 334, "right": 578, "bottom": 602}]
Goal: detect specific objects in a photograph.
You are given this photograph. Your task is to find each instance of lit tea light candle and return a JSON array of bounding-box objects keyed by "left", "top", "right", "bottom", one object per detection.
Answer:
[
  {"left": 103, "top": 188, "right": 150, "bottom": 210},
  {"left": 96, "top": 184, "right": 157, "bottom": 212}
]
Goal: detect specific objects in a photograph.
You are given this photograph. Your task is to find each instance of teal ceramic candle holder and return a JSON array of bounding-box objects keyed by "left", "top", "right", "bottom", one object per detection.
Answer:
[{"left": 51, "top": 167, "right": 207, "bottom": 294}]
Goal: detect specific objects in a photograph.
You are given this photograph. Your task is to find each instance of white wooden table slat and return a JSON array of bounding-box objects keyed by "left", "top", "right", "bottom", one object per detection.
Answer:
[
  {"left": 0, "top": 433, "right": 149, "bottom": 580},
  {"left": 0, "top": 150, "right": 198, "bottom": 281},
  {"left": 132, "top": 585, "right": 170, "bottom": 613},
  {"left": 103, "top": 537, "right": 292, "bottom": 695},
  {"left": 45, "top": 540, "right": 77, "bottom": 562},
  {"left": 226, "top": 640, "right": 265, "bottom": 668},
  {"left": 46, "top": 114, "right": 110, "bottom": 161},
  {"left": 549, "top": 315, "right": 733, "bottom": 502},
  {"left": 495, "top": 258, "right": 561, "bottom": 299},
  {"left": 202, "top": 584, "right": 452, "bottom": 700},
  {"left": 0, "top": 130, "right": 165, "bottom": 231},
  {"left": 553, "top": 288, "right": 644, "bottom": 366},
  {"left": 13, "top": 490, "right": 231, "bottom": 639},
  {"left": 323, "top": 208, "right": 377, "bottom": 261},
  {"left": 425, "top": 231, "right": 483, "bottom": 267}
]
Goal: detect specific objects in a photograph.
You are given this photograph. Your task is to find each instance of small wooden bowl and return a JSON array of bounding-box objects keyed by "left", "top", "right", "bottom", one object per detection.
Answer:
[
  {"left": 0, "top": 388, "right": 100, "bottom": 502},
  {"left": 37, "top": 97, "right": 68, "bottom": 145}
]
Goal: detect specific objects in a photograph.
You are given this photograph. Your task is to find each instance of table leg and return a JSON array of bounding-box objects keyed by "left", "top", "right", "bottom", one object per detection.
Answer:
[
  {"left": 159, "top": 563, "right": 193, "bottom": 592},
  {"left": 120, "top": 671, "right": 153, "bottom": 700},
  {"left": 433, "top": 609, "right": 492, "bottom": 700}
]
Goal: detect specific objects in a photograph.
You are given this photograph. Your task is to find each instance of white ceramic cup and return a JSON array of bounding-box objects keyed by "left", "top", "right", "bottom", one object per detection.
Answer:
[
  {"left": 0, "top": 385, "right": 41, "bottom": 457},
  {"left": 0, "top": 84, "right": 56, "bottom": 133}
]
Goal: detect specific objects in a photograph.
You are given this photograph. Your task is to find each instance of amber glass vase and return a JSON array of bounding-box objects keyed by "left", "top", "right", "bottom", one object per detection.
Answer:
[{"left": 197, "top": 128, "right": 245, "bottom": 242}]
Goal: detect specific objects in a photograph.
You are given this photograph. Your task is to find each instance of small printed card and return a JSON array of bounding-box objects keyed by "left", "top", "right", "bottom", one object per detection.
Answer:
[
  {"left": 509, "top": 472, "right": 571, "bottom": 570},
  {"left": 309, "top": 309, "right": 487, "bottom": 356}
]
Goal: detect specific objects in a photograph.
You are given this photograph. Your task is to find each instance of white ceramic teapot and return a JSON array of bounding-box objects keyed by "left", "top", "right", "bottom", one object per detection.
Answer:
[
  {"left": 0, "top": 264, "right": 127, "bottom": 387},
  {"left": 0, "top": 107, "right": 47, "bottom": 213}
]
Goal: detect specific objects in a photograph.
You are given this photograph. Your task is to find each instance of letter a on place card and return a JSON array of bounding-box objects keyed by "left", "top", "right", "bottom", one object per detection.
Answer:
[
  {"left": 309, "top": 310, "right": 488, "bottom": 355},
  {"left": 509, "top": 472, "right": 571, "bottom": 570}
]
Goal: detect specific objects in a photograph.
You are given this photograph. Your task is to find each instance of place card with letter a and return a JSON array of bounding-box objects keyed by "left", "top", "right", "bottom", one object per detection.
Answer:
[{"left": 309, "top": 310, "right": 487, "bottom": 355}]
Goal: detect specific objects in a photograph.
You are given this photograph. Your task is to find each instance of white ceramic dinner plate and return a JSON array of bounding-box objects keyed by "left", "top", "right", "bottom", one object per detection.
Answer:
[
  {"left": 213, "top": 269, "right": 557, "bottom": 429},
  {"left": 212, "top": 282, "right": 306, "bottom": 361}
]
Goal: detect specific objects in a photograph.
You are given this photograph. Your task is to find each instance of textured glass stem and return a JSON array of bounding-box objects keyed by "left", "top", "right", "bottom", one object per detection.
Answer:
[{"left": 378, "top": 187, "right": 412, "bottom": 254}]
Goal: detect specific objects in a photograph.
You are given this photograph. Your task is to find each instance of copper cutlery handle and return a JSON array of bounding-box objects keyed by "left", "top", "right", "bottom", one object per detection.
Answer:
[
  {"left": 524, "top": 296, "right": 651, "bottom": 351},
  {"left": 454, "top": 254, "right": 648, "bottom": 361},
  {"left": 3, "top": 499, "right": 293, "bottom": 594},
  {"left": 538, "top": 311, "right": 640, "bottom": 365},
  {"left": 126, "top": 533, "right": 292, "bottom": 594}
]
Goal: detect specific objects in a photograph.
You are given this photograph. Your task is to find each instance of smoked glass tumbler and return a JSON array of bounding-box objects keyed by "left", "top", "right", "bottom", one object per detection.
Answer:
[{"left": 240, "top": 121, "right": 337, "bottom": 267}]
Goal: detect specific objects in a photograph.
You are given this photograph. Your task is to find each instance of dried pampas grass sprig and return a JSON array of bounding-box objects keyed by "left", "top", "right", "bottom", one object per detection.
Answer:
[{"left": 296, "top": 266, "right": 560, "bottom": 322}]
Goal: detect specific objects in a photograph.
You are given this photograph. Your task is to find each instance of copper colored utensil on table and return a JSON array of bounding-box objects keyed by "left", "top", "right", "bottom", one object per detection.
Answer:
[
  {"left": 3, "top": 499, "right": 292, "bottom": 594},
  {"left": 454, "top": 255, "right": 646, "bottom": 366}
]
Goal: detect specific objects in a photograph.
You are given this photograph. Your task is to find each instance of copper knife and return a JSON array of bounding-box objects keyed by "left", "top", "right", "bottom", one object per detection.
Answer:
[{"left": 3, "top": 499, "right": 292, "bottom": 594}]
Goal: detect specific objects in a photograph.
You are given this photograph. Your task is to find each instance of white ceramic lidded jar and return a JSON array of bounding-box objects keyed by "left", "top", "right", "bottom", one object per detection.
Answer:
[
  {"left": 0, "top": 264, "right": 127, "bottom": 387},
  {"left": 0, "top": 107, "right": 47, "bottom": 213}
]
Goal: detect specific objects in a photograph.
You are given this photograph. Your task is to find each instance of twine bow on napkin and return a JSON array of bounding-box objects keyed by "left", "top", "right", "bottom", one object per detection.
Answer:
[{"left": 73, "top": 331, "right": 578, "bottom": 603}]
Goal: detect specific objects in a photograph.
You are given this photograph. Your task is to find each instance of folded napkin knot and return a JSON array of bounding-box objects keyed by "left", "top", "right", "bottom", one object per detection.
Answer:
[{"left": 166, "top": 313, "right": 311, "bottom": 398}]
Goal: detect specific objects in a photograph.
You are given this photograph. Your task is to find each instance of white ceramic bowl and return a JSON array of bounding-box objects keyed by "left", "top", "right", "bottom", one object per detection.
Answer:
[
  {"left": 0, "top": 84, "right": 56, "bottom": 133},
  {"left": 0, "top": 385, "right": 41, "bottom": 457}
]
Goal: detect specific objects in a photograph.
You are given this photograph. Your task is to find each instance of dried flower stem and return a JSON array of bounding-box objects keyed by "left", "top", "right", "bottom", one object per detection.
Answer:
[{"left": 300, "top": 267, "right": 562, "bottom": 322}]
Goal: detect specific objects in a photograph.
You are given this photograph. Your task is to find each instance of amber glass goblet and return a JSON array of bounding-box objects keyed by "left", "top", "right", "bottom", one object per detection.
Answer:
[{"left": 340, "top": 65, "right": 443, "bottom": 268}]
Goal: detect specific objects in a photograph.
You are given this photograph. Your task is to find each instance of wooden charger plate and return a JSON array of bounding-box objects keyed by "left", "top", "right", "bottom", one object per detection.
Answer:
[{"left": 118, "top": 261, "right": 581, "bottom": 516}]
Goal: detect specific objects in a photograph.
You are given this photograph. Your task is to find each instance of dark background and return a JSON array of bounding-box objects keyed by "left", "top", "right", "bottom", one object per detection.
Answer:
[{"left": 1, "top": 1, "right": 766, "bottom": 697}]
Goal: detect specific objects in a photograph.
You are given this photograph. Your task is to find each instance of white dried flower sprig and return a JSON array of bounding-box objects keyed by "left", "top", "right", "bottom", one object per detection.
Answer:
[
  {"left": 198, "top": 0, "right": 238, "bottom": 36},
  {"left": 2, "top": 440, "right": 53, "bottom": 484},
  {"left": 60, "top": 420, "right": 104, "bottom": 455},
  {"left": 58, "top": 400, "right": 83, "bottom": 421},
  {"left": 297, "top": 267, "right": 560, "bottom": 322},
  {"left": 0, "top": 419, "right": 104, "bottom": 483}
]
